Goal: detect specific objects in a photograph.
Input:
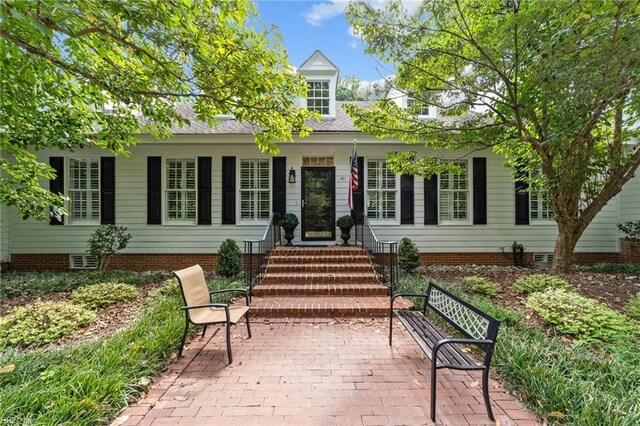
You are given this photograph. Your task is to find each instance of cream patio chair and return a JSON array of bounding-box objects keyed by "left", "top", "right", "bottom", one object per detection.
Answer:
[{"left": 173, "top": 264, "right": 251, "bottom": 363}]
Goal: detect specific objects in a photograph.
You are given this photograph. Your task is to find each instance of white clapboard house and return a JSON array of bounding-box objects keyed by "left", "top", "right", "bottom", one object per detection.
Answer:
[{"left": 1, "top": 51, "right": 638, "bottom": 270}]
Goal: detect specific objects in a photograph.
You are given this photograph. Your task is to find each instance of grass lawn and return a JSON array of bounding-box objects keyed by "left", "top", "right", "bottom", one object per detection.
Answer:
[{"left": 0, "top": 271, "right": 242, "bottom": 425}]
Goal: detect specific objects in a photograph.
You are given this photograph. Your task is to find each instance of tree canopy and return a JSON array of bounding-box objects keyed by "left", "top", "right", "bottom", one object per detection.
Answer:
[
  {"left": 346, "top": 0, "right": 640, "bottom": 272},
  {"left": 336, "top": 74, "right": 390, "bottom": 101},
  {"left": 0, "top": 0, "right": 315, "bottom": 221}
]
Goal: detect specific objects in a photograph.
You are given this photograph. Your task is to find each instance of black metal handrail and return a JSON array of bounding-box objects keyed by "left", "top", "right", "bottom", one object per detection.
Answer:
[
  {"left": 354, "top": 212, "right": 398, "bottom": 294},
  {"left": 244, "top": 212, "right": 281, "bottom": 298}
]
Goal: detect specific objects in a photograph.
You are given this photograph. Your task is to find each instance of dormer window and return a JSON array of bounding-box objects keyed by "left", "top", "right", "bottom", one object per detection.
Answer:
[
  {"left": 406, "top": 95, "right": 431, "bottom": 116},
  {"left": 307, "top": 81, "right": 330, "bottom": 115}
]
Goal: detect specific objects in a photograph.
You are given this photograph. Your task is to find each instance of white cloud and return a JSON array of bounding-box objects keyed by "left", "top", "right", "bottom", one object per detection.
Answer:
[
  {"left": 303, "top": 1, "right": 348, "bottom": 27},
  {"left": 348, "top": 40, "right": 358, "bottom": 49},
  {"left": 303, "top": 0, "right": 421, "bottom": 27}
]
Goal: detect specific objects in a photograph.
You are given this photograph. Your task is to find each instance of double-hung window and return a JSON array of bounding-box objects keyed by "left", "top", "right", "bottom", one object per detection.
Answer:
[
  {"left": 165, "top": 158, "right": 197, "bottom": 223},
  {"left": 530, "top": 193, "right": 553, "bottom": 222},
  {"left": 307, "top": 81, "right": 330, "bottom": 115},
  {"left": 439, "top": 159, "right": 470, "bottom": 223},
  {"left": 68, "top": 158, "right": 100, "bottom": 223},
  {"left": 240, "top": 159, "right": 270, "bottom": 222},
  {"left": 406, "top": 95, "right": 431, "bottom": 116},
  {"left": 366, "top": 159, "right": 397, "bottom": 221}
]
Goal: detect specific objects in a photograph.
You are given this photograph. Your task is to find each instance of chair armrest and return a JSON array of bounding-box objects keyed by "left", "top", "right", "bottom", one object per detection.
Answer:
[
  {"left": 209, "top": 288, "right": 250, "bottom": 306},
  {"left": 181, "top": 303, "right": 229, "bottom": 310}
]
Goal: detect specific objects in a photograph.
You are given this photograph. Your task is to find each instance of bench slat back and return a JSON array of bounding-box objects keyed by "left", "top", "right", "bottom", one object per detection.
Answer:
[{"left": 426, "top": 282, "right": 499, "bottom": 342}]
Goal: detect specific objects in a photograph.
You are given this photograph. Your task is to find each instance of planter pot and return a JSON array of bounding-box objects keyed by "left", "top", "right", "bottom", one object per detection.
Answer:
[
  {"left": 339, "top": 226, "right": 352, "bottom": 246},
  {"left": 283, "top": 226, "right": 296, "bottom": 246}
]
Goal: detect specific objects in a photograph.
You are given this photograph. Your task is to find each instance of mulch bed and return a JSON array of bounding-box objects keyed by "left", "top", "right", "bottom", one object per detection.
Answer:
[
  {"left": 0, "top": 282, "right": 166, "bottom": 349},
  {"left": 422, "top": 264, "right": 640, "bottom": 313}
]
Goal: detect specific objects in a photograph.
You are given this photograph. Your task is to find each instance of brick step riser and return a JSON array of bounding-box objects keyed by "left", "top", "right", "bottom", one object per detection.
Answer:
[
  {"left": 250, "top": 308, "right": 390, "bottom": 318},
  {"left": 267, "top": 256, "right": 371, "bottom": 265},
  {"left": 266, "top": 265, "right": 374, "bottom": 273},
  {"left": 260, "top": 277, "right": 380, "bottom": 285},
  {"left": 272, "top": 249, "right": 368, "bottom": 256},
  {"left": 252, "top": 289, "right": 389, "bottom": 297}
]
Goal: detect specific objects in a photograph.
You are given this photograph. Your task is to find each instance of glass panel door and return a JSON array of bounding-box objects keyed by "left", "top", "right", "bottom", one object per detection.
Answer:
[{"left": 301, "top": 167, "right": 335, "bottom": 241}]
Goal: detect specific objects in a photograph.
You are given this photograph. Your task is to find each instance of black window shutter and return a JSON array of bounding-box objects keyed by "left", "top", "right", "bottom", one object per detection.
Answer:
[
  {"left": 352, "top": 156, "right": 365, "bottom": 224},
  {"left": 400, "top": 174, "right": 414, "bottom": 224},
  {"left": 272, "top": 157, "right": 286, "bottom": 217},
  {"left": 515, "top": 167, "right": 530, "bottom": 225},
  {"left": 197, "top": 157, "right": 212, "bottom": 225},
  {"left": 100, "top": 157, "right": 116, "bottom": 224},
  {"left": 49, "top": 156, "right": 64, "bottom": 225},
  {"left": 221, "top": 156, "right": 236, "bottom": 224},
  {"left": 472, "top": 157, "right": 487, "bottom": 225},
  {"left": 147, "top": 156, "right": 162, "bottom": 225},
  {"left": 424, "top": 174, "right": 438, "bottom": 225}
]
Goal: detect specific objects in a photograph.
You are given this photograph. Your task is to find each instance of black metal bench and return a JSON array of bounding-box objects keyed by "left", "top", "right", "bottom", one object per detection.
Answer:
[{"left": 390, "top": 281, "right": 500, "bottom": 422}]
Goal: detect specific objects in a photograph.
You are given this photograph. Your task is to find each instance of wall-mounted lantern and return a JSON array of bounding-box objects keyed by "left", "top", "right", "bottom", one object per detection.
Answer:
[{"left": 288, "top": 167, "right": 296, "bottom": 184}]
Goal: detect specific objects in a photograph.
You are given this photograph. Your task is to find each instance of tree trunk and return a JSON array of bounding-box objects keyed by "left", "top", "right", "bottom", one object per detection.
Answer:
[{"left": 551, "top": 223, "right": 580, "bottom": 274}]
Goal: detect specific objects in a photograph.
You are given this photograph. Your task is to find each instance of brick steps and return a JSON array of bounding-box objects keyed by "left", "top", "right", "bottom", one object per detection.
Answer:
[
  {"left": 252, "top": 246, "right": 409, "bottom": 318},
  {"left": 250, "top": 296, "right": 411, "bottom": 317},
  {"left": 266, "top": 263, "right": 374, "bottom": 273},
  {"left": 267, "top": 255, "right": 371, "bottom": 264},
  {"left": 252, "top": 283, "right": 388, "bottom": 297},
  {"left": 260, "top": 272, "right": 379, "bottom": 285}
]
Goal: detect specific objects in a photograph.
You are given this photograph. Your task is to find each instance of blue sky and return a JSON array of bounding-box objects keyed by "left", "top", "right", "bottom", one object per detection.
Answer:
[{"left": 255, "top": 1, "right": 396, "bottom": 83}]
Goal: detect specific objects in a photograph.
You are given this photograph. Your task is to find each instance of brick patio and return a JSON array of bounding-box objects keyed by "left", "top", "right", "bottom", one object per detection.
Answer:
[{"left": 117, "top": 319, "right": 540, "bottom": 426}]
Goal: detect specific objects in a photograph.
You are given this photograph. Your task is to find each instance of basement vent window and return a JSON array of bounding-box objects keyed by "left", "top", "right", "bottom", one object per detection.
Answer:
[
  {"left": 70, "top": 254, "right": 98, "bottom": 269},
  {"left": 533, "top": 253, "right": 554, "bottom": 264}
]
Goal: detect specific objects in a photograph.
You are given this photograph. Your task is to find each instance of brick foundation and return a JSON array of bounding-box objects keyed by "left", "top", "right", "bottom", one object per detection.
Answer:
[
  {"left": 620, "top": 239, "right": 640, "bottom": 263},
  {"left": 3, "top": 250, "right": 629, "bottom": 272},
  {"left": 420, "top": 252, "right": 533, "bottom": 266},
  {"left": 6, "top": 253, "right": 217, "bottom": 272}
]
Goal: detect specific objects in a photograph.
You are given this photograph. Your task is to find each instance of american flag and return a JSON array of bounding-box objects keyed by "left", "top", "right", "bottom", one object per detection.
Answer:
[{"left": 348, "top": 142, "right": 358, "bottom": 210}]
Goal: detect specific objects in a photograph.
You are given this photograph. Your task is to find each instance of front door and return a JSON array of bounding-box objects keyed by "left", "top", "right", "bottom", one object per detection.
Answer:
[{"left": 301, "top": 167, "right": 335, "bottom": 241}]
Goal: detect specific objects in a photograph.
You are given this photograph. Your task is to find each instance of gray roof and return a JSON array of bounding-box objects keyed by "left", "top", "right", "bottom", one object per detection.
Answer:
[{"left": 167, "top": 101, "right": 372, "bottom": 135}]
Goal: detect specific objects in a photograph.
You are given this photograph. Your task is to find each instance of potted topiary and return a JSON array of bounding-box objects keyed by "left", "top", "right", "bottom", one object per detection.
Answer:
[
  {"left": 279, "top": 213, "right": 299, "bottom": 246},
  {"left": 336, "top": 214, "right": 355, "bottom": 246},
  {"left": 618, "top": 220, "right": 640, "bottom": 263}
]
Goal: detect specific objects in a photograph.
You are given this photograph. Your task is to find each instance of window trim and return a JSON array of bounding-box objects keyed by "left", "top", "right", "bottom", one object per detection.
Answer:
[
  {"left": 306, "top": 79, "right": 331, "bottom": 116},
  {"left": 438, "top": 159, "right": 472, "bottom": 226},
  {"left": 163, "top": 157, "right": 198, "bottom": 226},
  {"left": 66, "top": 156, "right": 101, "bottom": 226},
  {"left": 406, "top": 94, "right": 437, "bottom": 118},
  {"left": 236, "top": 157, "right": 272, "bottom": 225},
  {"left": 529, "top": 189, "right": 555, "bottom": 225},
  {"left": 365, "top": 157, "right": 400, "bottom": 225}
]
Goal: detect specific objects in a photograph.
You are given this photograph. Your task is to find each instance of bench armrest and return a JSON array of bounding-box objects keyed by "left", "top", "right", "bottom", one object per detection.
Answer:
[
  {"left": 209, "top": 288, "right": 250, "bottom": 306},
  {"left": 391, "top": 293, "right": 428, "bottom": 311},
  {"left": 433, "top": 338, "right": 494, "bottom": 366}
]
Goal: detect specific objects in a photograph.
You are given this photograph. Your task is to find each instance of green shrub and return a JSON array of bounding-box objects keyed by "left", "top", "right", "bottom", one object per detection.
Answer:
[
  {"left": 279, "top": 212, "right": 299, "bottom": 228},
  {"left": 626, "top": 293, "right": 640, "bottom": 320},
  {"left": 71, "top": 282, "right": 138, "bottom": 309},
  {"left": 526, "top": 289, "right": 638, "bottom": 342},
  {"left": 514, "top": 274, "right": 571, "bottom": 295},
  {"left": 0, "top": 271, "right": 166, "bottom": 302},
  {"left": 87, "top": 225, "right": 132, "bottom": 271},
  {"left": 216, "top": 239, "right": 242, "bottom": 278},
  {"left": 618, "top": 220, "right": 640, "bottom": 240},
  {"left": 460, "top": 276, "right": 501, "bottom": 298},
  {"left": 336, "top": 214, "right": 355, "bottom": 228},
  {"left": 0, "top": 301, "right": 95, "bottom": 347},
  {"left": 398, "top": 237, "right": 420, "bottom": 273},
  {"left": 590, "top": 263, "right": 640, "bottom": 275}
]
